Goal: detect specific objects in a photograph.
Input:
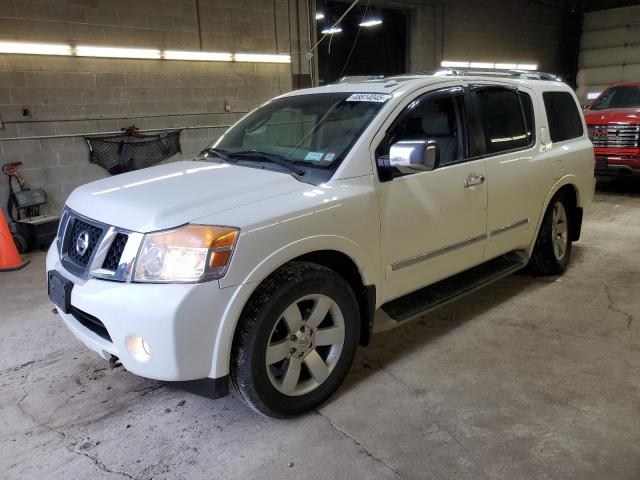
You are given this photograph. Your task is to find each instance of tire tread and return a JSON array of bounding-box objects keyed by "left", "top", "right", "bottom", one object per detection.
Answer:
[{"left": 230, "top": 261, "right": 358, "bottom": 417}]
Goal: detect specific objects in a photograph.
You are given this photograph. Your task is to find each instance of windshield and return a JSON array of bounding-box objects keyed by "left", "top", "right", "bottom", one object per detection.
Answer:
[
  {"left": 212, "top": 92, "right": 389, "bottom": 168},
  {"left": 591, "top": 86, "right": 640, "bottom": 110}
]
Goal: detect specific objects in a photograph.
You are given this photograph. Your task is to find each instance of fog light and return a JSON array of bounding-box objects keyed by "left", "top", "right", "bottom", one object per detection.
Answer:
[{"left": 126, "top": 335, "right": 151, "bottom": 362}]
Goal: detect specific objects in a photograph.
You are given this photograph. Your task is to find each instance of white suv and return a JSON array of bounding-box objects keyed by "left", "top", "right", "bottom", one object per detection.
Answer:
[{"left": 47, "top": 72, "right": 595, "bottom": 417}]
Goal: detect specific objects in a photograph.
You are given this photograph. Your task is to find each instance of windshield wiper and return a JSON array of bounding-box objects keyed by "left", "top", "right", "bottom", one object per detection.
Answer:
[
  {"left": 226, "top": 150, "right": 306, "bottom": 176},
  {"left": 204, "top": 147, "right": 232, "bottom": 162}
]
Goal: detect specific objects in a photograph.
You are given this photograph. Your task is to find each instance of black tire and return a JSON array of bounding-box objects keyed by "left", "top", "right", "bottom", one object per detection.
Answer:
[
  {"left": 230, "top": 261, "right": 360, "bottom": 418},
  {"left": 528, "top": 192, "right": 573, "bottom": 276}
]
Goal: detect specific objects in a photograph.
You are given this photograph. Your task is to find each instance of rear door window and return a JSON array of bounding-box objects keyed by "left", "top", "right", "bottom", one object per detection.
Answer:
[
  {"left": 543, "top": 92, "right": 584, "bottom": 142},
  {"left": 474, "top": 87, "right": 530, "bottom": 154}
]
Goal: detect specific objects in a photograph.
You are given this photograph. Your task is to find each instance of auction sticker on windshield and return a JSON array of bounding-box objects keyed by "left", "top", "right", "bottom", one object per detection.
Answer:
[
  {"left": 345, "top": 93, "right": 391, "bottom": 103},
  {"left": 305, "top": 152, "right": 324, "bottom": 162}
]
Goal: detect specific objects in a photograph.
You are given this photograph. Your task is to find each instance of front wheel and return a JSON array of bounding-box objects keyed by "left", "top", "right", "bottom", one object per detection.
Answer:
[
  {"left": 528, "top": 193, "right": 573, "bottom": 275},
  {"left": 230, "top": 262, "right": 360, "bottom": 418}
]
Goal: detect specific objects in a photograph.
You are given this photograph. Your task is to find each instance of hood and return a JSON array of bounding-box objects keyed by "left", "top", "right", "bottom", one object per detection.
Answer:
[
  {"left": 584, "top": 108, "right": 640, "bottom": 124},
  {"left": 66, "top": 161, "right": 308, "bottom": 232}
]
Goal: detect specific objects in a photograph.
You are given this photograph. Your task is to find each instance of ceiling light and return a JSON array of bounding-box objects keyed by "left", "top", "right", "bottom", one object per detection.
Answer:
[
  {"left": 321, "top": 27, "right": 343, "bottom": 34},
  {"left": 359, "top": 18, "right": 383, "bottom": 27},
  {"left": 587, "top": 91, "right": 601, "bottom": 100},
  {"left": 234, "top": 53, "right": 291, "bottom": 63},
  {"left": 0, "top": 41, "right": 72, "bottom": 56},
  {"left": 470, "top": 62, "right": 494, "bottom": 69},
  {"left": 441, "top": 60, "right": 469, "bottom": 68},
  {"left": 164, "top": 50, "right": 232, "bottom": 61},
  {"left": 316, "top": 12, "right": 325, "bottom": 20},
  {"left": 517, "top": 64, "right": 538, "bottom": 71},
  {"left": 76, "top": 45, "right": 161, "bottom": 59},
  {"left": 495, "top": 63, "right": 518, "bottom": 69}
]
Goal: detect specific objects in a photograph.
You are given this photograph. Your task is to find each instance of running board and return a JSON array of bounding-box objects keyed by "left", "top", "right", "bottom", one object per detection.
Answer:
[{"left": 381, "top": 251, "right": 527, "bottom": 323}]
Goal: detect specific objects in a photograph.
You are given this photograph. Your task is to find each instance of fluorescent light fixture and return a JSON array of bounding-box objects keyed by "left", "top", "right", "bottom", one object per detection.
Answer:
[
  {"left": 0, "top": 41, "right": 71, "bottom": 56},
  {"left": 470, "top": 62, "right": 495, "bottom": 69},
  {"left": 495, "top": 63, "right": 518, "bottom": 69},
  {"left": 442, "top": 60, "right": 539, "bottom": 71},
  {"left": 164, "top": 50, "right": 232, "bottom": 61},
  {"left": 76, "top": 45, "right": 161, "bottom": 59},
  {"left": 321, "top": 27, "right": 343, "bottom": 34},
  {"left": 234, "top": 53, "right": 291, "bottom": 63},
  {"left": 587, "top": 91, "right": 601, "bottom": 100},
  {"left": 0, "top": 40, "right": 292, "bottom": 64},
  {"left": 441, "top": 60, "right": 469, "bottom": 68},
  {"left": 316, "top": 12, "right": 325, "bottom": 20},
  {"left": 359, "top": 18, "right": 383, "bottom": 27}
]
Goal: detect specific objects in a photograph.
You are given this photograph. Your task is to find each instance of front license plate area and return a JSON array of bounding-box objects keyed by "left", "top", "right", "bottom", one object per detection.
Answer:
[{"left": 48, "top": 270, "right": 73, "bottom": 314}]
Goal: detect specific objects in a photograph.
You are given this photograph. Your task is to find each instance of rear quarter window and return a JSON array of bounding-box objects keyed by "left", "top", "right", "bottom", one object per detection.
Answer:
[{"left": 543, "top": 91, "right": 584, "bottom": 143}]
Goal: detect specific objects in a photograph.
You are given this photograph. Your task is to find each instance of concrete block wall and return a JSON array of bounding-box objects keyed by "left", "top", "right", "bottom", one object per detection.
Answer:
[
  {"left": 442, "top": 0, "right": 565, "bottom": 71},
  {"left": 0, "top": 0, "right": 310, "bottom": 217},
  {"left": 401, "top": 0, "right": 566, "bottom": 74}
]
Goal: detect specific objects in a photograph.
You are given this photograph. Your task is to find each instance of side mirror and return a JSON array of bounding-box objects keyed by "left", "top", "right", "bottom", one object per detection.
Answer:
[{"left": 389, "top": 140, "right": 440, "bottom": 173}]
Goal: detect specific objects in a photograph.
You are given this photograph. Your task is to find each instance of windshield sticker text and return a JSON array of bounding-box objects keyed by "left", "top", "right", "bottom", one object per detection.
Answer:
[{"left": 345, "top": 93, "right": 391, "bottom": 103}]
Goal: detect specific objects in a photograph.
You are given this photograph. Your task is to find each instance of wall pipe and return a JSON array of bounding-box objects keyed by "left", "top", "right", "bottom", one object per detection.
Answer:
[{"left": 0, "top": 124, "right": 233, "bottom": 142}]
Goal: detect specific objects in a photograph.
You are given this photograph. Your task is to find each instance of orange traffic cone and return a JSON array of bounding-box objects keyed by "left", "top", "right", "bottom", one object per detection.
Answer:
[{"left": 0, "top": 209, "right": 29, "bottom": 271}]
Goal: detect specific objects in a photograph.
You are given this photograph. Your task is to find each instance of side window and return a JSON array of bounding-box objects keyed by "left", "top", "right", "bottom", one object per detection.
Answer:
[
  {"left": 376, "top": 90, "right": 465, "bottom": 172},
  {"left": 475, "top": 87, "right": 529, "bottom": 154},
  {"left": 543, "top": 91, "right": 584, "bottom": 142}
]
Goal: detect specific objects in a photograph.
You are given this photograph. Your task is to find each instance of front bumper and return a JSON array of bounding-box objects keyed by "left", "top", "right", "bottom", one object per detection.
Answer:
[
  {"left": 594, "top": 150, "right": 640, "bottom": 176},
  {"left": 46, "top": 244, "right": 240, "bottom": 382}
]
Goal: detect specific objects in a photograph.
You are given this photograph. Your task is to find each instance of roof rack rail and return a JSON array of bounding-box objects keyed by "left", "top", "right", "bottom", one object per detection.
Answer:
[
  {"left": 433, "top": 68, "right": 561, "bottom": 81},
  {"left": 334, "top": 75, "right": 385, "bottom": 83}
]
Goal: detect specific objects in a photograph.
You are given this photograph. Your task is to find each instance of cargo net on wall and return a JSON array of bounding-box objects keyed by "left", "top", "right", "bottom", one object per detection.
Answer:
[{"left": 85, "top": 127, "right": 182, "bottom": 175}]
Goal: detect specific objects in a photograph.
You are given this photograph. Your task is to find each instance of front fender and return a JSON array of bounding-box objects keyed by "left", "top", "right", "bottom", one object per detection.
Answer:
[{"left": 209, "top": 235, "right": 377, "bottom": 379}]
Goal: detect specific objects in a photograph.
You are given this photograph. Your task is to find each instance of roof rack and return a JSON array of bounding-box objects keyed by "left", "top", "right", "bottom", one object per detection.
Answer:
[
  {"left": 433, "top": 68, "right": 561, "bottom": 81},
  {"left": 334, "top": 75, "right": 385, "bottom": 83}
]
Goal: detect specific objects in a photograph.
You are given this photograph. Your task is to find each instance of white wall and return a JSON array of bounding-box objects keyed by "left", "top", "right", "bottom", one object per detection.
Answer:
[{"left": 576, "top": 5, "right": 640, "bottom": 105}]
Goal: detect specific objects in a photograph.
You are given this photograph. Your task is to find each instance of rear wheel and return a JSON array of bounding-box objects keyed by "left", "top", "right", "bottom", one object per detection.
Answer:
[
  {"left": 528, "top": 193, "right": 572, "bottom": 275},
  {"left": 230, "top": 261, "right": 360, "bottom": 418}
]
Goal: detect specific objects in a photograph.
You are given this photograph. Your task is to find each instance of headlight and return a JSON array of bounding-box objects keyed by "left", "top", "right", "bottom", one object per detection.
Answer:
[{"left": 133, "top": 225, "right": 239, "bottom": 283}]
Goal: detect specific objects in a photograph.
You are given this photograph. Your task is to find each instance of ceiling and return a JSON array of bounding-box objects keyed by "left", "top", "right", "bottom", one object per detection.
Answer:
[
  {"left": 577, "top": 0, "right": 640, "bottom": 12},
  {"left": 527, "top": 0, "right": 638, "bottom": 12}
]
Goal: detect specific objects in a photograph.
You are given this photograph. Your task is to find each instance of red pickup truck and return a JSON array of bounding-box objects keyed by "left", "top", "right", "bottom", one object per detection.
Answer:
[{"left": 584, "top": 81, "right": 640, "bottom": 176}]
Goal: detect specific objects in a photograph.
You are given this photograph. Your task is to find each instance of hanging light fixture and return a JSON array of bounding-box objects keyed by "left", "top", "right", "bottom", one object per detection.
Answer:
[
  {"left": 316, "top": 12, "right": 325, "bottom": 20},
  {"left": 359, "top": 5, "right": 382, "bottom": 28},
  {"left": 359, "top": 18, "right": 382, "bottom": 27},
  {"left": 321, "top": 26, "right": 343, "bottom": 34}
]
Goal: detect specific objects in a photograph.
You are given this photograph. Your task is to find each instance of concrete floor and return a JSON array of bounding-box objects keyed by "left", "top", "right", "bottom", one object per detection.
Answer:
[{"left": 1, "top": 179, "right": 640, "bottom": 480}]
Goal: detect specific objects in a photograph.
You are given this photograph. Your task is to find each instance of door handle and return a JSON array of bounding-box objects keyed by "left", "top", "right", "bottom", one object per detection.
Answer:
[{"left": 464, "top": 173, "right": 486, "bottom": 188}]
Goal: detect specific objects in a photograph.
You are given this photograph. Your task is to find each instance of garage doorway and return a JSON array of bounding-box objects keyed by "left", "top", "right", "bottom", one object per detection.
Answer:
[{"left": 315, "top": 1, "right": 407, "bottom": 85}]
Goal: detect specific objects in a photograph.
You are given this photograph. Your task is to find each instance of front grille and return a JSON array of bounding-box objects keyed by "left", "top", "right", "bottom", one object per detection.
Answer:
[
  {"left": 102, "top": 233, "right": 128, "bottom": 271},
  {"left": 71, "top": 306, "right": 112, "bottom": 342},
  {"left": 589, "top": 124, "right": 640, "bottom": 149},
  {"left": 65, "top": 218, "right": 103, "bottom": 267},
  {"left": 59, "top": 208, "right": 135, "bottom": 281}
]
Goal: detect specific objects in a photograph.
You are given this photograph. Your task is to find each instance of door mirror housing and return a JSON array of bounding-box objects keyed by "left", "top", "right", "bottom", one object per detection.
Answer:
[{"left": 388, "top": 140, "right": 440, "bottom": 173}]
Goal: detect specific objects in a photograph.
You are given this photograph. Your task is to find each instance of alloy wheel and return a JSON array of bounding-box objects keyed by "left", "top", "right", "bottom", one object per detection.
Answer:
[
  {"left": 265, "top": 294, "right": 345, "bottom": 396},
  {"left": 551, "top": 201, "right": 568, "bottom": 261}
]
